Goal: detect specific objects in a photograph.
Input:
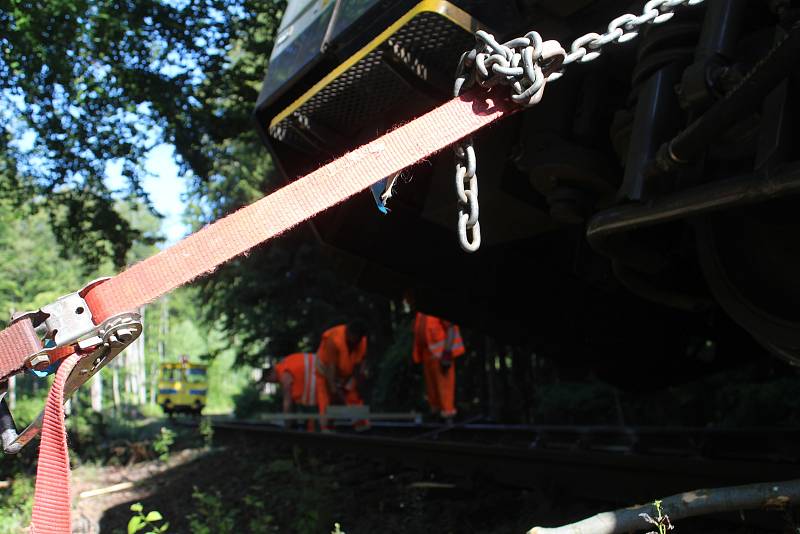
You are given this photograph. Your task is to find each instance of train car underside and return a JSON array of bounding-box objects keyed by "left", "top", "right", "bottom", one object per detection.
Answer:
[{"left": 255, "top": 0, "right": 800, "bottom": 385}]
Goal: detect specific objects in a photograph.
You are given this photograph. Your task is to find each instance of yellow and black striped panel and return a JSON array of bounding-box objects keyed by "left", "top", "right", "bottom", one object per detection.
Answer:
[{"left": 268, "top": 0, "right": 482, "bottom": 153}]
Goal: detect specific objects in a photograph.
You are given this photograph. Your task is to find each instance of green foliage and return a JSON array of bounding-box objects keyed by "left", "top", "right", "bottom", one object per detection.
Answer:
[
  {"left": 2, "top": 0, "right": 287, "bottom": 268},
  {"left": 0, "top": 209, "right": 84, "bottom": 321},
  {"left": 187, "top": 487, "right": 237, "bottom": 534},
  {"left": 153, "top": 426, "right": 176, "bottom": 462},
  {"left": 204, "top": 344, "right": 251, "bottom": 414},
  {"left": 242, "top": 493, "right": 276, "bottom": 534},
  {"left": 534, "top": 382, "right": 620, "bottom": 425},
  {"left": 68, "top": 409, "right": 107, "bottom": 460},
  {"left": 371, "top": 323, "right": 426, "bottom": 412},
  {"left": 140, "top": 403, "right": 165, "bottom": 419},
  {"left": 4, "top": 0, "right": 388, "bottom": 386},
  {"left": 142, "top": 290, "right": 252, "bottom": 415},
  {"left": 640, "top": 500, "right": 673, "bottom": 534},
  {"left": 232, "top": 382, "right": 276, "bottom": 419},
  {"left": 0, "top": 476, "right": 34, "bottom": 534},
  {"left": 10, "top": 392, "right": 47, "bottom": 428},
  {"left": 199, "top": 417, "right": 213, "bottom": 449},
  {"left": 194, "top": 219, "right": 391, "bottom": 369},
  {"left": 128, "top": 503, "right": 169, "bottom": 534}
]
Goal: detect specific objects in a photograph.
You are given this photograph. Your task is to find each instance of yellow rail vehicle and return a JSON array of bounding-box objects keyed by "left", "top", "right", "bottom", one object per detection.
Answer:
[{"left": 157, "top": 361, "right": 208, "bottom": 415}]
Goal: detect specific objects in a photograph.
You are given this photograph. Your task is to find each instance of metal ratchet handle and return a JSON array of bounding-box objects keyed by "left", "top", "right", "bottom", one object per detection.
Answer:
[{"left": 1, "top": 312, "right": 142, "bottom": 454}]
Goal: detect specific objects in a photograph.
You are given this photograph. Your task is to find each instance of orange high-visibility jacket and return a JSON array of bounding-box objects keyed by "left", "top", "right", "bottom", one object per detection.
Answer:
[
  {"left": 274, "top": 352, "right": 318, "bottom": 406},
  {"left": 412, "top": 313, "right": 465, "bottom": 364},
  {"left": 315, "top": 324, "right": 367, "bottom": 379}
]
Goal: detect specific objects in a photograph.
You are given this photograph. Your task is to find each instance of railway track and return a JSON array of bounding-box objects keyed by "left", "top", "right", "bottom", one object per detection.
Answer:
[{"left": 192, "top": 417, "right": 800, "bottom": 505}]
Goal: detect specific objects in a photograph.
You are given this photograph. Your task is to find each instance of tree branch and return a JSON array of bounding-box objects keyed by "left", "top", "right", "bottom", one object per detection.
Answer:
[{"left": 528, "top": 479, "right": 800, "bottom": 534}]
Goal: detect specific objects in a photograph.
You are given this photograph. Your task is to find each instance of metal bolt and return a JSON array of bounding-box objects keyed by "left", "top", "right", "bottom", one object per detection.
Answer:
[
  {"left": 28, "top": 354, "right": 51, "bottom": 371},
  {"left": 115, "top": 328, "right": 134, "bottom": 343}
]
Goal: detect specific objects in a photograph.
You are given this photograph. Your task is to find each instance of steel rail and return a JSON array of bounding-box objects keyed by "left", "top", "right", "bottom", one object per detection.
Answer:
[{"left": 200, "top": 419, "right": 800, "bottom": 504}]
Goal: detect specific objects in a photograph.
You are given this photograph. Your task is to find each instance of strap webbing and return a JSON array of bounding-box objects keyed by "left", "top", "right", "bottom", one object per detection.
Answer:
[
  {"left": 0, "top": 320, "right": 41, "bottom": 380},
  {"left": 30, "top": 353, "right": 81, "bottom": 534},
  {"left": 1, "top": 88, "right": 519, "bottom": 533},
  {"left": 84, "top": 90, "right": 516, "bottom": 322}
]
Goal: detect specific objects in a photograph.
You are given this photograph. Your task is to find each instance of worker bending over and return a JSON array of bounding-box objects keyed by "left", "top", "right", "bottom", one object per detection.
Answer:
[
  {"left": 315, "top": 321, "right": 369, "bottom": 431},
  {"left": 266, "top": 352, "right": 319, "bottom": 431},
  {"left": 413, "top": 312, "right": 465, "bottom": 422}
]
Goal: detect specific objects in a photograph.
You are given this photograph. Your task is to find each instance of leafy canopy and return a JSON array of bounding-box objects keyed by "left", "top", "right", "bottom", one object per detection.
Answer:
[
  {"left": 3, "top": 0, "right": 391, "bottom": 369},
  {"left": 1, "top": 0, "right": 284, "bottom": 269}
]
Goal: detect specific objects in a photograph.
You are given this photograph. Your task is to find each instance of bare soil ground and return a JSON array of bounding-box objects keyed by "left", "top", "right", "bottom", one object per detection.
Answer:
[
  {"left": 72, "top": 448, "right": 207, "bottom": 533},
  {"left": 67, "top": 431, "right": 792, "bottom": 534}
]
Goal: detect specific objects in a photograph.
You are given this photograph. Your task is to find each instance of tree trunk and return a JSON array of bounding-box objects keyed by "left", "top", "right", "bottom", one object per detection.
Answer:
[
  {"left": 149, "top": 362, "right": 158, "bottom": 405},
  {"left": 124, "top": 365, "right": 132, "bottom": 403},
  {"left": 90, "top": 373, "right": 103, "bottom": 412},
  {"left": 129, "top": 308, "right": 147, "bottom": 405},
  {"left": 159, "top": 296, "right": 168, "bottom": 363},
  {"left": 612, "top": 389, "right": 626, "bottom": 426},
  {"left": 139, "top": 305, "right": 147, "bottom": 404},
  {"left": 7, "top": 375, "right": 14, "bottom": 411},
  {"left": 476, "top": 336, "right": 488, "bottom": 418},
  {"left": 112, "top": 364, "right": 121, "bottom": 414},
  {"left": 485, "top": 336, "right": 499, "bottom": 421},
  {"left": 527, "top": 479, "right": 800, "bottom": 534}
]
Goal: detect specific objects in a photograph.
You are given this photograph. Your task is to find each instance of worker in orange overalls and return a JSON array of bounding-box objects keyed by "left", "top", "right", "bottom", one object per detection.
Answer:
[
  {"left": 266, "top": 352, "right": 319, "bottom": 431},
  {"left": 412, "top": 312, "right": 465, "bottom": 422},
  {"left": 314, "top": 321, "right": 369, "bottom": 431}
]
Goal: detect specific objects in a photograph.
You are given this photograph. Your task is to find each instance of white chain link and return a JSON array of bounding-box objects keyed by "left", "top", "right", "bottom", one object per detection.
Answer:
[
  {"left": 453, "top": 31, "right": 565, "bottom": 252},
  {"left": 559, "top": 0, "right": 706, "bottom": 71},
  {"left": 452, "top": 0, "right": 705, "bottom": 252}
]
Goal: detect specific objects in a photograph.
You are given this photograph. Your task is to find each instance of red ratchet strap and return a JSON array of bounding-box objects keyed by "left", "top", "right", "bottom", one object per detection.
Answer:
[
  {"left": 0, "top": 88, "right": 519, "bottom": 533},
  {"left": 0, "top": 321, "right": 42, "bottom": 379},
  {"left": 30, "top": 353, "right": 81, "bottom": 534},
  {"left": 84, "top": 90, "right": 517, "bottom": 321},
  {"left": 0, "top": 89, "right": 515, "bottom": 383}
]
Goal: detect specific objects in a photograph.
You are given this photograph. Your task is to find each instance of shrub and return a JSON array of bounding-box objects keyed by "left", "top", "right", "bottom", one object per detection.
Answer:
[
  {"left": 140, "top": 403, "right": 165, "bottom": 419},
  {"left": 370, "top": 324, "right": 426, "bottom": 413},
  {"left": 187, "top": 487, "right": 237, "bottom": 534},
  {"left": 153, "top": 427, "right": 176, "bottom": 462},
  {"left": 128, "top": 503, "right": 169, "bottom": 533},
  {"left": 199, "top": 417, "right": 213, "bottom": 449},
  {"left": 232, "top": 384, "right": 277, "bottom": 419},
  {"left": 0, "top": 476, "right": 34, "bottom": 533},
  {"left": 12, "top": 394, "right": 46, "bottom": 428}
]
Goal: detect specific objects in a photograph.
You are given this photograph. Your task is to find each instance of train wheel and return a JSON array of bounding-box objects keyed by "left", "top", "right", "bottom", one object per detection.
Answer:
[{"left": 696, "top": 202, "right": 800, "bottom": 364}]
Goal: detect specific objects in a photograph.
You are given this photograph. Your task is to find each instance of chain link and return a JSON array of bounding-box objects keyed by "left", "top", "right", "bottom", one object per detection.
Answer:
[
  {"left": 452, "top": 0, "right": 704, "bottom": 252},
  {"left": 560, "top": 0, "right": 705, "bottom": 70},
  {"left": 454, "top": 142, "right": 480, "bottom": 251}
]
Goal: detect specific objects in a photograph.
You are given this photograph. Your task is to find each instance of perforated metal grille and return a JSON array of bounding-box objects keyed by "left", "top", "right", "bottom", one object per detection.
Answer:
[
  {"left": 387, "top": 12, "right": 474, "bottom": 81},
  {"left": 300, "top": 48, "right": 403, "bottom": 131},
  {"left": 269, "top": 10, "right": 473, "bottom": 153}
]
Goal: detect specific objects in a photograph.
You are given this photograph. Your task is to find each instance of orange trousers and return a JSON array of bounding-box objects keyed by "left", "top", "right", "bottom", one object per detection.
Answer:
[
  {"left": 422, "top": 359, "right": 456, "bottom": 417},
  {"left": 315, "top": 375, "right": 363, "bottom": 415}
]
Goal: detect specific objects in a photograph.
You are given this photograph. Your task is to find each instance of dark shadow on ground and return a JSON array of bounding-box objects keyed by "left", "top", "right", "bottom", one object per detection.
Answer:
[
  {"left": 98, "top": 432, "right": 790, "bottom": 533},
  {"left": 97, "top": 432, "right": 597, "bottom": 534}
]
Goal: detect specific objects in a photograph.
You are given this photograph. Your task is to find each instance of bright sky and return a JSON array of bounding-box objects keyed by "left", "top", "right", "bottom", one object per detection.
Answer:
[
  {"left": 6, "top": 89, "right": 189, "bottom": 247},
  {"left": 105, "top": 144, "right": 189, "bottom": 245}
]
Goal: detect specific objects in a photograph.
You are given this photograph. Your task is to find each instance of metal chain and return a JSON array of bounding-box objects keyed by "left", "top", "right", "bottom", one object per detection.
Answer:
[{"left": 452, "top": 0, "right": 705, "bottom": 252}]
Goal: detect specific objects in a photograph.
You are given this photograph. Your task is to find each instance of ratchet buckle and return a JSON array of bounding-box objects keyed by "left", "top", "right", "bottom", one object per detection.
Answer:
[{"left": 0, "top": 278, "right": 142, "bottom": 454}]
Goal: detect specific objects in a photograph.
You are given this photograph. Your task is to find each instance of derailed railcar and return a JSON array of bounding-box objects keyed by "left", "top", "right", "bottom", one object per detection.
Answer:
[{"left": 254, "top": 0, "right": 800, "bottom": 384}]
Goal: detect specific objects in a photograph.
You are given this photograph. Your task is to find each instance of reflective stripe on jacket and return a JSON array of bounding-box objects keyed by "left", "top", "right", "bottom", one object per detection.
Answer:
[
  {"left": 412, "top": 312, "right": 466, "bottom": 364},
  {"left": 275, "top": 352, "right": 318, "bottom": 406}
]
